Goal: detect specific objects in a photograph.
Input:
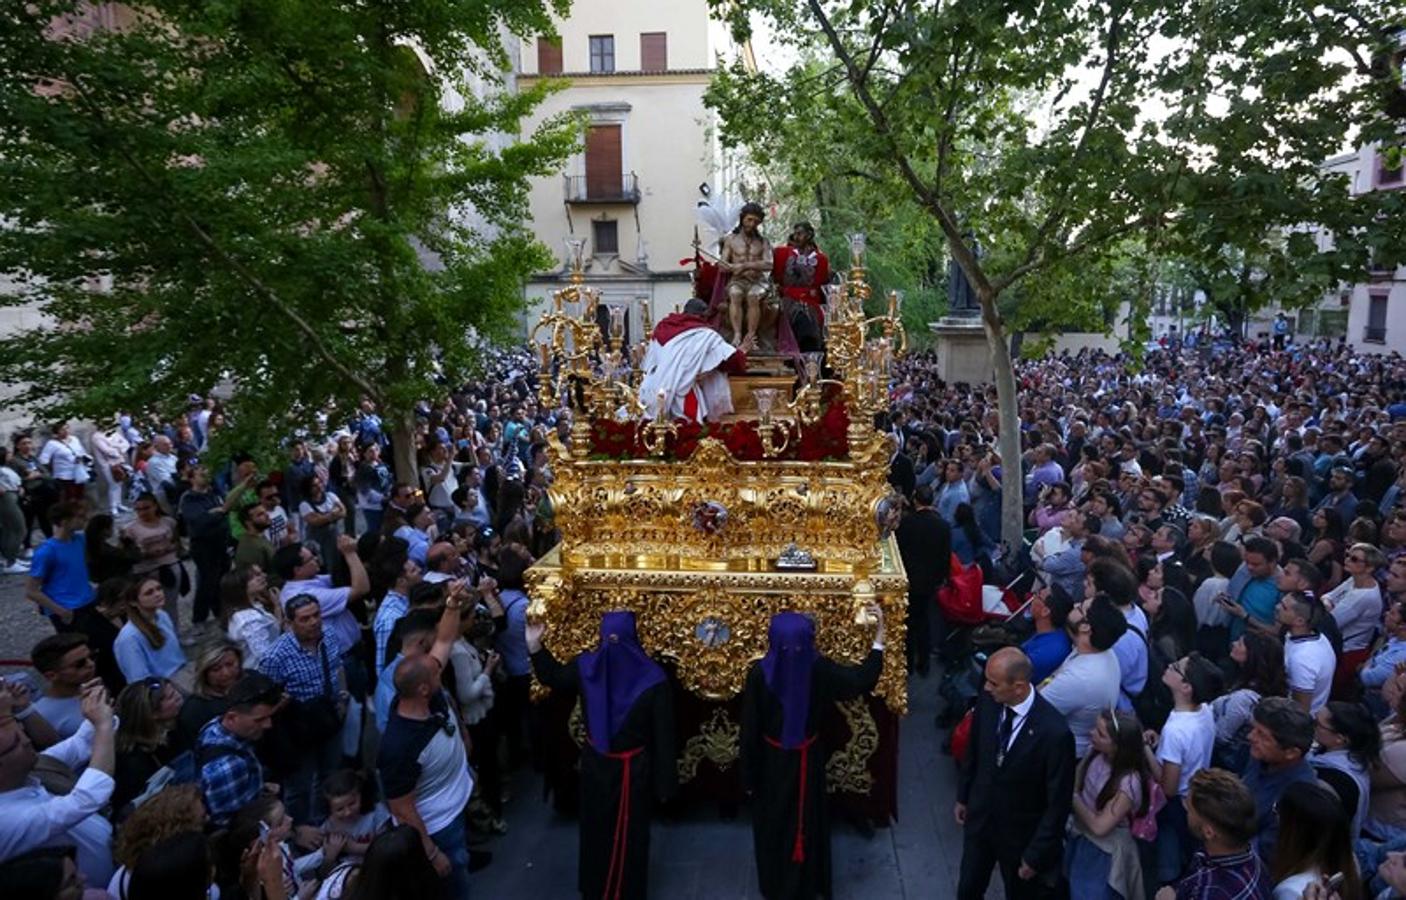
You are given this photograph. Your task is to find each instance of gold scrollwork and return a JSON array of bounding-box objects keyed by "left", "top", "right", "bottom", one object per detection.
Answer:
[
  {"left": 825, "top": 697, "right": 879, "bottom": 795},
  {"left": 568, "top": 698, "right": 586, "bottom": 747},
  {"left": 676, "top": 708, "right": 741, "bottom": 782}
]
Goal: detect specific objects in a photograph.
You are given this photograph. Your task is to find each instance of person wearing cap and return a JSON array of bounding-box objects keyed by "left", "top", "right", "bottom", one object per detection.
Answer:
[
  {"left": 527, "top": 611, "right": 676, "bottom": 900},
  {"left": 0, "top": 679, "right": 116, "bottom": 887},
  {"left": 195, "top": 671, "right": 280, "bottom": 828},
  {"left": 741, "top": 609, "right": 884, "bottom": 900},
  {"left": 1239, "top": 696, "right": 1317, "bottom": 860}
]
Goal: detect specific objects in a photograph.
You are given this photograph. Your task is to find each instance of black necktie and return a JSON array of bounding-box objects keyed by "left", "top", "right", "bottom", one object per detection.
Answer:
[{"left": 996, "top": 706, "right": 1014, "bottom": 767}]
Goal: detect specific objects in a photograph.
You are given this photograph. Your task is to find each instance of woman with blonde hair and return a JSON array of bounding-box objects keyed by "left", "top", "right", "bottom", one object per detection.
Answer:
[
  {"left": 175, "top": 640, "right": 243, "bottom": 749},
  {"left": 111, "top": 676, "right": 187, "bottom": 814},
  {"left": 1325, "top": 542, "right": 1386, "bottom": 699}
]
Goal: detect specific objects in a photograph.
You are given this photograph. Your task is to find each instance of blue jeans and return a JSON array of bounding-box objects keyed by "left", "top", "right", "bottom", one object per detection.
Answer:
[
  {"left": 1065, "top": 833, "right": 1124, "bottom": 899},
  {"left": 431, "top": 807, "right": 471, "bottom": 900},
  {"left": 1155, "top": 796, "right": 1194, "bottom": 886}
]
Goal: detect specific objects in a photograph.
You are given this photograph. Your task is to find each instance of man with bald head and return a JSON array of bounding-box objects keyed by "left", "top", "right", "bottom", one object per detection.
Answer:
[
  {"left": 955, "top": 647, "right": 1075, "bottom": 900},
  {"left": 376, "top": 584, "right": 472, "bottom": 897}
]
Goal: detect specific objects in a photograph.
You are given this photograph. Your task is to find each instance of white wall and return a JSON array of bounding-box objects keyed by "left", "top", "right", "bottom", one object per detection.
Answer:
[
  {"left": 514, "top": 0, "right": 742, "bottom": 338},
  {"left": 522, "top": 0, "right": 716, "bottom": 74}
]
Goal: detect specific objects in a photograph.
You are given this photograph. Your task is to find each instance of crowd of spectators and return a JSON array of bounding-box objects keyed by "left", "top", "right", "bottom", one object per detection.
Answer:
[
  {"left": 9, "top": 326, "right": 1406, "bottom": 898},
  {"left": 887, "top": 336, "right": 1406, "bottom": 899},
  {"left": 0, "top": 349, "right": 565, "bottom": 898}
]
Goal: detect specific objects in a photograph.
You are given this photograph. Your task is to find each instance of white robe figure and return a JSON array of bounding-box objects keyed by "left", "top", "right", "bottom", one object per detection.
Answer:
[{"left": 638, "top": 314, "right": 742, "bottom": 423}]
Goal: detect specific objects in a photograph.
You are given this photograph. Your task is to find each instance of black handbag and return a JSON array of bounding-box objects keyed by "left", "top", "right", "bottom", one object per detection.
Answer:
[{"left": 292, "top": 643, "right": 344, "bottom": 745}]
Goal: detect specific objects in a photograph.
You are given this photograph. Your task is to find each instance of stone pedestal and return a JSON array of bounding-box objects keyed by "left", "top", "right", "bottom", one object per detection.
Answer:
[{"left": 929, "top": 316, "right": 993, "bottom": 384}]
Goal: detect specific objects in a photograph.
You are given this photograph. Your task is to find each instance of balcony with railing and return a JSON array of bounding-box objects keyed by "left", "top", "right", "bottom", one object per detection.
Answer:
[
  {"left": 565, "top": 173, "right": 641, "bottom": 204},
  {"left": 1366, "top": 324, "right": 1388, "bottom": 344}
]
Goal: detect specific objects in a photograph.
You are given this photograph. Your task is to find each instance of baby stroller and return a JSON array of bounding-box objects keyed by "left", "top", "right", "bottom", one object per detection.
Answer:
[{"left": 933, "top": 560, "right": 1032, "bottom": 730}]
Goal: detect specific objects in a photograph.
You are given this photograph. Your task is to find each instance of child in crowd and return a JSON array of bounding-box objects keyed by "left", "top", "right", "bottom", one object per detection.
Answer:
[{"left": 318, "top": 769, "right": 389, "bottom": 866}]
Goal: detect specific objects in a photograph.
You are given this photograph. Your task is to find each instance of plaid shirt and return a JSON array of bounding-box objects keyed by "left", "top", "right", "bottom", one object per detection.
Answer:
[
  {"left": 373, "top": 591, "right": 410, "bottom": 673},
  {"left": 1174, "top": 849, "right": 1271, "bottom": 900},
  {"left": 197, "top": 719, "right": 263, "bottom": 826},
  {"left": 259, "top": 632, "right": 344, "bottom": 702}
]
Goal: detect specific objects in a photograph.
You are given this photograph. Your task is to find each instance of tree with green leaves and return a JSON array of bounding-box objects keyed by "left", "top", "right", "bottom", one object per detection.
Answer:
[
  {"left": 707, "top": 0, "right": 1406, "bottom": 549},
  {"left": 0, "top": 0, "right": 578, "bottom": 479}
]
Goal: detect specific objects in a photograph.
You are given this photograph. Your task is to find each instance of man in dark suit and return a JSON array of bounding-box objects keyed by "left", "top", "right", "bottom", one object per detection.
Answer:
[
  {"left": 955, "top": 647, "right": 1075, "bottom": 900},
  {"left": 895, "top": 484, "right": 951, "bottom": 676},
  {"left": 887, "top": 439, "right": 916, "bottom": 500}
]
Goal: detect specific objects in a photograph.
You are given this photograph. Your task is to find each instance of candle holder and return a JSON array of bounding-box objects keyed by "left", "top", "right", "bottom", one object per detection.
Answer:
[
  {"left": 848, "top": 232, "right": 867, "bottom": 270},
  {"left": 640, "top": 390, "right": 679, "bottom": 456},
  {"left": 752, "top": 388, "right": 793, "bottom": 459}
]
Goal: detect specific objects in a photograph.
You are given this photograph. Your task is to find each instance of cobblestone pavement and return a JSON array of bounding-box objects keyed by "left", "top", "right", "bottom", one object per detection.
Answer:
[{"left": 0, "top": 559, "right": 196, "bottom": 667}]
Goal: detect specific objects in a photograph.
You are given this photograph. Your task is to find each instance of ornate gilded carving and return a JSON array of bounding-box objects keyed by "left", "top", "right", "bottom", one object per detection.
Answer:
[
  {"left": 528, "top": 248, "right": 910, "bottom": 717},
  {"left": 676, "top": 708, "right": 741, "bottom": 782},
  {"left": 527, "top": 549, "right": 908, "bottom": 713},
  {"left": 567, "top": 698, "right": 586, "bottom": 748},
  {"left": 825, "top": 697, "right": 879, "bottom": 795}
]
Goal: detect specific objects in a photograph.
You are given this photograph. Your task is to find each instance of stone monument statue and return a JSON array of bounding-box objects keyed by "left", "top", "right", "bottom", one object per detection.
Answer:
[{"left": 946, "top": 231, "right": 982, "bottom": 317}]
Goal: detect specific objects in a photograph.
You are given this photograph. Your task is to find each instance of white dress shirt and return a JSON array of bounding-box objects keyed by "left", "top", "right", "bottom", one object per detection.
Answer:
[{"left": 0, "top": 720, "right": 115, "bottom": 886}]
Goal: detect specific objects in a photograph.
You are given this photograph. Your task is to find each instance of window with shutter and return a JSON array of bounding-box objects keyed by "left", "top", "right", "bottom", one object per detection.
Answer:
[
  {"left": 589, "top": 35, "right": 615, "bottom": 73},
  {"left": 640, "top": 33, "right": 667, "bottom": 72},
  {"left": 1366, "top": 294, "right": 1389, "bottom": 344},
  {"left": 584, "top": 125, "right": 623, "bottom": 199},
  {"left": 537, "top": 37, "right": 562, "bottom": 75},
  {"left": 592, "top": 220, "right": 619, "bottom": 255}
]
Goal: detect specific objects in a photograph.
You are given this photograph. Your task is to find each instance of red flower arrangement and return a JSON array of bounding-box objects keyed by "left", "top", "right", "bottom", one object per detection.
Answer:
[{"left": 587, "top": 400, "right": 851, "bottom": 463}]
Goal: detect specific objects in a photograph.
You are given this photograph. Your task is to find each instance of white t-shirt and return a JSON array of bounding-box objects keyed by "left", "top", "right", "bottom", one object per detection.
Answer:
[
  {"left": 1157, "top": 705, "right": 1216, "bottom": 797},
  {"left": 1038, "top": 649, "right": 1121, "bottom": 758},
  {"left": 265, "top": 504, "right": 290, "bottom": 545},
  {"left": 39, "top": 436, "right": 89, "bottom": 483},
  {"left": 1285, "top": 633, "right": 1336, "bottom": 713},
  {"left": 1272, "top": 872, "right": 1319, "bottom": 900},
  {"left": 1325, "top": 579, "right": 1383, "bottom": 652}
]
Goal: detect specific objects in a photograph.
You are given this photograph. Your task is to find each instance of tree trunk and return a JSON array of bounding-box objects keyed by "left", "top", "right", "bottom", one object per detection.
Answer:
[
  {"left": 390, "top": 406, "right": 419, "bottom": 489},
  {"left": 977, "top": 291, "right": 1025, "bottom": 557}
]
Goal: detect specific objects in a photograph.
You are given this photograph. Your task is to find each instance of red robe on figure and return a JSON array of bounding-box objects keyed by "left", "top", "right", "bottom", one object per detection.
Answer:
[{"left": 772, "top": 244, "right": 830, "bottom": 320}]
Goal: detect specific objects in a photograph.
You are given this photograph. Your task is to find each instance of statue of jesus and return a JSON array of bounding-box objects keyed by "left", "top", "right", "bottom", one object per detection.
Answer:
[{"left": 719, "top": 202, "right": 773, "bottom": 353}]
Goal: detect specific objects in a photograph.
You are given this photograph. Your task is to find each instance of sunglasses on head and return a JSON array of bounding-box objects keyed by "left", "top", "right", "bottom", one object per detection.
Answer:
[{"left": 285, "top": 595, "right": 319, "bottom": 616}]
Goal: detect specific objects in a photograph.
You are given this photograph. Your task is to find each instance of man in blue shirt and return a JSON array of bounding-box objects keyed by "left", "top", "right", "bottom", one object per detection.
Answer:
[
  {"left": 24, "top": 501, "right": 94, "bottom": 630},
  {"left": 260, "top": 595, "right": 347, "bottom": 825},
  {"left": 1022, "top": 587, "right": 1073, "bottom": 684},
  {"left": 1224, "top": 538, "right": 1282, "bottom": 641},
  {"left": 1240, "top": 697, "right": 1316, "bottom": 860},
  {"left": 197, "top": 673, "right": 280, "bottom": 827}
]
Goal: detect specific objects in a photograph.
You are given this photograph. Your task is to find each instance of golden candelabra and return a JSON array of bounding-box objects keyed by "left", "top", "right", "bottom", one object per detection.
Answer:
[
  {"left": 532, "top": 239, "right": 647, "bottom": 443},
  {"left": 526, "top": 232, "right": 912, "bottom": 713}
]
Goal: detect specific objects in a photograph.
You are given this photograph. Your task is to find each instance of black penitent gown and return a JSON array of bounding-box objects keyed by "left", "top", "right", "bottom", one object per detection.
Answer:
[
  {"left": 531, "top": 648, "right": 677, "bottom": 900},
  {"left": 741, "top": 649, "right": 883, "bottom": 900}
]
